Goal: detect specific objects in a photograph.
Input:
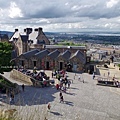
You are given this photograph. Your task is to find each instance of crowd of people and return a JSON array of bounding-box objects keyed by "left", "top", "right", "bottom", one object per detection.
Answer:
[
  {"left": 17, "top": 68, "right": 49, "bottom": 82},
  {"left": 52, "top": 70, "right": 72, "bottom": 103},
  {"left": 17, "top": 68, "right": 52, "bottom": 87}
]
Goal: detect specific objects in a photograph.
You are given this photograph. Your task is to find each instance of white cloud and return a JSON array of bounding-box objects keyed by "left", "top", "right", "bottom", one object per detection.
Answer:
[
  {"left": 106, "top": 0, "right": 119, "bottom": 8},
  {"left": 36, "top": 19, "right": 51, "bottom": 24},
  {"left": 0, "top": 0, "right": 120, "bottom": 32},
  {"left": 9, "top": 2, "right": 23, "bottom": 18}
]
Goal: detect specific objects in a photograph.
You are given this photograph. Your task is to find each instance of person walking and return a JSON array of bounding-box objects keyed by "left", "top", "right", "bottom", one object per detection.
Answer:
[
  {"left": 108, "top": 71, "right": 110, "bottom": 77},
  {"left": 68, "top": 80, "right": 71, "bottom": 88},
  {"left": 93, "top": 72, "right": 95, "bottom": 79},
  {"left": 56, "top": 84, "right": 59, "bottom": 90},
  {"left": 60, "top": 95, "right": 64, "bottom": 103},
  {"left": 59, "top": 91, "right": 64, "bottom": 103},
  {"left": 59, "top": 91, "right": 62, "bottom": 97},
  {"left": 52, "top": 72, "right": 53, "bottom": 78},
  {"left": 78, "top": 76, "right": 81, "bottom": 81},
  {"left": 10, "top": 92, "right": 14, "bottom": 104},
  {"left": 22, "top": 84, "right": 25, "bottom": 92},
  {"left": 47, "top": 103, "right": 51, "bottom": 111}
]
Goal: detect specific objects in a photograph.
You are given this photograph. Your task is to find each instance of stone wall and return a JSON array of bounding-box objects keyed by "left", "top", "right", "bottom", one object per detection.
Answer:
[{"left": 10, "top": 69, "right": 33, "bottom": 85}]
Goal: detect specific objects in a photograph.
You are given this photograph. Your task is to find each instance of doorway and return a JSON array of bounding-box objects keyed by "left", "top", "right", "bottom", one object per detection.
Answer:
[
  {"left": 73, "top": 64, "right": 77, "bottom": 71},
  {"left": 59, "top": 62, "right": 63, "bottom": 70},
  {"left": 46, "top": 61, "right": 50, "bottom": 69},
  {"left": 33, "top": 61, "right": 36, "bottom": 67},
  {"left": 20, "top": 60, "right": 24, "bottom": 67}
]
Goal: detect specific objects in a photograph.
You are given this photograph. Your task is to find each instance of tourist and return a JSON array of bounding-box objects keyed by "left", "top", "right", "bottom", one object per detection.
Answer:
[
  {"left": 83, "top": 79, "right": 84, "bottom": 83},
  {"left": 59, "top": 91, "right": 64, "bottom": 103},
  {"left": 68, "top": 80, "right": 71, "bottom": 88},
  {"left": 116, "top": 81, "right": 119, "bottom": 87},
  {"left": 112, "top": 77, "right": 115, "bottom": 81},
  {"left": 56, "top": 84, "right": 59, "bottom": 90},
  {"left": 60, "top": 95, "right": 64, "bottom": 103},
  {"left": 47, "top": 103, "right": 51, "bottom": 111},
  {"left": 61, "top": 86, "right": 66, "bottom": 93},
  {"left": 74, "top": 75, "right": 75, "bottom": 80},
  {"left": 10, "top": 92, "right": 14, "bottom": 104},
  {"left": 64, "top": 78, "right": 68, "bottom": 88},
  {"left": 22, "top": 84, "right": 25, "bottom": 92},
  {"left": 59, "top": 91, "right": 62, "bottom": 97},
  {"left": 93, "top": 72, "right": 95, "bottom": 79},
  {"left": 118, "top": 82, "right": 120, "bottom": 88},
  {"left": 78, "top": 76, "right": 81, "bottom": 81},
  {"left": 108, "top": 71, "right": 110, "bottom": 77},
  {"left": 52, "top": 72, "right": 53, "bottom": 78}
]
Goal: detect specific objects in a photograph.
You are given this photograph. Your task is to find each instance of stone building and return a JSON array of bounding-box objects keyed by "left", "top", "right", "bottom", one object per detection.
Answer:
[
  {"left": 15, "top": 48, "right": 87, "bottom": 72},
  {"left": 9, "top": 27, "right": 91, "bottom": 72},
  {"left": 9, "top": 27, "right": 50, "bottom": 56}
]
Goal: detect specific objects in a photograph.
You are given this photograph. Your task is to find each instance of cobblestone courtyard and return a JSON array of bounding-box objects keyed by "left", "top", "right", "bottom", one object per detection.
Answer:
[{"left": 1, "top": 70, "right": 120, "bottom": 120}]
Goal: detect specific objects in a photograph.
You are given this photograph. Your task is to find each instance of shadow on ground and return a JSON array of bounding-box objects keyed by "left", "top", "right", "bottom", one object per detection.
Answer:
[
  {"left": 0, "top": 85, "right": 59, "bottom": 106},
  {"left": 64, "top": 101, "right": 74, "bottom": 106},
  {"left": 50, "top": 111, "right": 63, "bottom": 116}
]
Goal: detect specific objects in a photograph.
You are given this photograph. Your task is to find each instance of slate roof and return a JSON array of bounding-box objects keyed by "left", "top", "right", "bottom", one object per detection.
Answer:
[
  {"left": 35, "top": 49, "right": 49, "bottom": 59},
  {"left": 45, "top": 45, "right": 86, "bottom": 49},
  {"left": 61, "top": 50, "right": 71, "bottom": 60},
  {"left": 22, "top": 49, "right": 39, "bottom": 59},
  {"left": 20, "top": 35, "right": 28, "bottom": 42},
  {"left": 70, "top": 50, "right": 86, "bottom": 64},
  {"left": 9, "top": 32, "right": 26, "bottom": 42},
  {"left": 48, "top": 49, "right": 60, "bottom": 59},
  {"left": 9, "top": 31, "right": 19, "bottom": 42}
]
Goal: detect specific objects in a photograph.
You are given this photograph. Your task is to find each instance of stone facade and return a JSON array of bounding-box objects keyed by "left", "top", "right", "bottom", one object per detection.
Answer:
[
  {"left": 15, "top": 49, "right": 88, "bottom": 72},
  {"left": 9, "top": 27, "right": 50, "bottom": 56},
  {"left": 9, "top": 27, "right": 90, "bottom": 72}
]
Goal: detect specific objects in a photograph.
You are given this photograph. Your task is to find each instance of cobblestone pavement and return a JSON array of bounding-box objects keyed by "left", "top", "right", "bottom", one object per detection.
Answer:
[{"left": 0, "top": 70, "right": 120, "bottom": 120}]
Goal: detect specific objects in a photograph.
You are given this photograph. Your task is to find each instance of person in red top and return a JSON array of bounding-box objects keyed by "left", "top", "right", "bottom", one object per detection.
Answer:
[{"left": 56, "top": 84, "right": 59, "bottom": 90}]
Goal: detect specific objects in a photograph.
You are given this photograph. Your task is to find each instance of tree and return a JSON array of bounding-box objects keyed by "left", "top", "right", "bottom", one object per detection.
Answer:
[{"left": 0, "top": 42, "right": 13, "bottom": 74}]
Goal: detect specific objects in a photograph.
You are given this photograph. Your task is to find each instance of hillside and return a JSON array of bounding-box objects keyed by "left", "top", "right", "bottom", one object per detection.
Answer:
[{"left": 0, "top": 31, "right": 13, "bottom": 38}]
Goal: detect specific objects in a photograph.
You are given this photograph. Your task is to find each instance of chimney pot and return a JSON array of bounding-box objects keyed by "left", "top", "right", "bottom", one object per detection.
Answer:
[{"left": 15, "top": 29, "right": 18, "bottom": 32}]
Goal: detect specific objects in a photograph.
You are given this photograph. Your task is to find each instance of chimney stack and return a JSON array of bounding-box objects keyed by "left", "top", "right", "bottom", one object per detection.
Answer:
[
  {"left": 38, "top": 27, "right": 43, "bottom": 33},
  {"left": 34, "top": 28, "right": 38, "bottom": 31},
  {"left": 26, "top": 28, "right": 32, "bottom": 35},
  {"left": 24, "top": 29, "right": 26, "bottom": 32},
  {"left": 15, "top": 29, "right": 18, "bottom": 32}
]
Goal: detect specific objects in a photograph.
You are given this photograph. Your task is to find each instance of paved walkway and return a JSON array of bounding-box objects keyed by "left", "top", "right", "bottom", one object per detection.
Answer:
[
  {"left": 96, "top": 63, "right": 120, "bottom": 93},
  {"left": 97, "top": 63, "right": 120, "bottom": 80},
  {"left": 0, "top": 70, "right": 120, "bottom": 120}
]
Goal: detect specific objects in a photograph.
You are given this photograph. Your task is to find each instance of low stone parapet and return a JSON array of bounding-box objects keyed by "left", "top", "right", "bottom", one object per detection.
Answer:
[{"left": 10, "top": 69, "right": 33, "bottom": 85}]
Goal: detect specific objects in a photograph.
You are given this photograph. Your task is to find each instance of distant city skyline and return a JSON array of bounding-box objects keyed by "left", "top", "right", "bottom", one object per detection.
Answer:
[{"left": 0, "top": 0, "right": 120, "bottom": 32}]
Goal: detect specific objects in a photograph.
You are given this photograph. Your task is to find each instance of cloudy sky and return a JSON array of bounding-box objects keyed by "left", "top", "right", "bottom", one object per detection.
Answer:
[{"left": 0, "top": 0, "right": 120, "bottom": 32}]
